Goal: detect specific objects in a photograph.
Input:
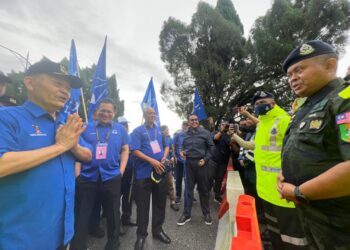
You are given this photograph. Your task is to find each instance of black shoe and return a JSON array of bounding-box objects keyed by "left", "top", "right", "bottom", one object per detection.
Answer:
[
  {"left": 177, "top": 214, "right": 191, "bottom": 226},
  {"left": 170, "top": 203, "right": 179, "bottom": 211},
  {"left": 104, "top": 240, "right": 120, "bottom": 250},
  {"left": 134, "top": 237, "right": 146, "bottom": 250},
  {"left": 204, "top": 214, "right": 212, "bottom": 225},
  {"left": 119, "top": 224, "right": 126, "bottom": 236},
  {"left": 89, "top": 226, "right": 105, "bottom": 238},
  {"left": 122, "top": 218, "right": 137, "bottom": 226},
  {"left": 153, "top": 230, "right": 171, "bottom": 244}
]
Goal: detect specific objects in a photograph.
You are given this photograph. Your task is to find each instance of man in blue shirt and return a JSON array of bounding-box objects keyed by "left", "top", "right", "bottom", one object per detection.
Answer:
[
  {"left": 0, "top": 59, "right": 92, "bottom": 250},
  {"left": 71, "top": 99, "right": 129, "bottom": 250},
  {"left": 130, "top": 107, "right": 171, "bottom": 250},
  {"left": 173, "top": 121, "right": 188, "bottom": 204}
]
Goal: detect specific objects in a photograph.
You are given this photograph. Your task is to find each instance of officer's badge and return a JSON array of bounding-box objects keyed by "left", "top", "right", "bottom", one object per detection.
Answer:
[
  {"left": 270, "top": 127, "right": 277, "bottom": 135},
  {"left": 299, "top": 44, "right": 315, "bottom": 55},
  {"left": 339, "top": 124, "right": 350, "bottom": 142},
  {"left": 309, "top": 120, "right": 322, "bottom": 129},
  {"left": 299, "top": 121, "right": 306, "bottom": 129}
]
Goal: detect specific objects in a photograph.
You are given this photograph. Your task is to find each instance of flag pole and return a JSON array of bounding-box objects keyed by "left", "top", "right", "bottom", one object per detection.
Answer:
[
  {"left": 76, "top": 64, "right": 88, "bottom": 123},
  {"left": 80, "top": 88, "right": 88, "bottom": 123}
]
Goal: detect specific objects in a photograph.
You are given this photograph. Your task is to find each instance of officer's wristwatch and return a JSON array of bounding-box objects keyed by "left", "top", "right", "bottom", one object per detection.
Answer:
[{"left": 294, "top": 186, "right": 310, "bottom": 205}]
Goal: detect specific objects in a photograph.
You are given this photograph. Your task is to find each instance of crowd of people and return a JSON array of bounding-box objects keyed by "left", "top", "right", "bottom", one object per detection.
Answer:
[{"left": 0, "top": 39, "right": 350, "bottom": 250}]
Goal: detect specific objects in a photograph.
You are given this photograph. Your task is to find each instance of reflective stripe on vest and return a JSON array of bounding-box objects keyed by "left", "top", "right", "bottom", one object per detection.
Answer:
[
  {"left": 262, "top": 166, "right": 280, "bottom": 173},
  {"left": 261, "top": 118, "right": 281, "bottom": 152}
]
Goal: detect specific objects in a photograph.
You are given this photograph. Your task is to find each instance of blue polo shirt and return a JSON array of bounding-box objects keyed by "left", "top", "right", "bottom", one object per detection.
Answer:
[
  {"left": 80, "top": 121, "right": 128, "bottom": 182},
  {"left": 173, "top": 131, "right": 185, "bottom": 163},
  {"left": 0, "top": 101, "right": 91, "bottom": 249},
  {"left": 130, "top": 124, "right": 168, "bottom": 180}
]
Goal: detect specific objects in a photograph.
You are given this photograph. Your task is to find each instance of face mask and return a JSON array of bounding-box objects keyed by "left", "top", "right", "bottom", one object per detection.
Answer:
[{"left": 254, "top": 103, "right": 272, "bottom": 116}]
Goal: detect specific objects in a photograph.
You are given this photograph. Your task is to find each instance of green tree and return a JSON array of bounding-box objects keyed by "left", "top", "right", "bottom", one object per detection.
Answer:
[
  {"left": 160, "top": 0, "right": 350, "bottom": 120},
  {"left": 5, "top": 57, "right": 124, "bottom": 121},
  {"left": 248, "top": 0, "right": 350, "bottom": 108},
  {"left": 160, "top": 1, "right": 246, "bottom": 123}
]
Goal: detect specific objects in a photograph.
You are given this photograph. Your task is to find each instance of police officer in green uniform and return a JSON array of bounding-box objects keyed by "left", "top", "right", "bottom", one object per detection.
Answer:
[{"left": 278, "top": 40, "right": 350, "bottom": 249}]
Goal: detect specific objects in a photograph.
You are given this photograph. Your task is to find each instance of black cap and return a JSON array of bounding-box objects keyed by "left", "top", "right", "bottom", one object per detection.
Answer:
[
  {"left": 0, "top": 73, "right": 12, "bottom": 84},
  {"left": 252, "top": 91, "right": 274, "bottom": 104},
  {"left": 25, "top": 59, "right": 83, "bottom": 89},
  {"left": 282, "top": 40, "right": 337, "bottom": 72},
  {"left": 0, "top": 95, "right": 18, "bottom": 106},
  {"left": 151, "top": 160, "right": 172, "bottom": 183}
]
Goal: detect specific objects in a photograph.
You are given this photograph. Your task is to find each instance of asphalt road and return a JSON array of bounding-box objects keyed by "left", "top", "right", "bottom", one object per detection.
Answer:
[{"left": 87, "top": 192, "right": 220, "bottom": 250}]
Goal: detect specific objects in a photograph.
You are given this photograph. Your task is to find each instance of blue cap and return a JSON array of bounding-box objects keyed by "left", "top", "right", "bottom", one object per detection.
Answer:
[
  {"left": 252, "top": 91, "right": 274, "bottom": 104},
  {"left": 282, "top": 40, "right": 337, "bottom": 72}
]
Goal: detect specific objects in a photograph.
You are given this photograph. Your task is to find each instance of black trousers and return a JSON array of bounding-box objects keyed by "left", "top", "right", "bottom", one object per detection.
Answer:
[
  {"left": 212, "top": 161, "right": 227, "bottom": 198},
  {"left": 134, "top": 177, "right": 167, "bottom": 237},
  {"left": 89, "top": 190, "right": 103, "bottom": 230},
  {"left": 183, "top": 158, "right": 210, "bottom": 217},
  {"left": 121, "top": 166, "right": 134, "bottom": 222},
  {"left": 262, "top": 200, "right": 308, "bottom": 250},
  {"left": 174, "top": 160, "right": 184, "bottom": 198},
  {"left": 71, "top": 176, "right": 122, "bottom": 250}
]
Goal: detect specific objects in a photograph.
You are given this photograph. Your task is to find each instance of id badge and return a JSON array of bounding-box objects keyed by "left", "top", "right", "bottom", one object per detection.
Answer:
[
  {"left": 150, "top": 140, "right": 161, "bottom": 154},
  {"left": 96, "top": 143, "right": 108, "bottom": 160}
]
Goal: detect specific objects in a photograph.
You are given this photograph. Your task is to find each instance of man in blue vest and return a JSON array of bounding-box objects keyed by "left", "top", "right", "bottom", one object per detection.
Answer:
[
  {"left": 130, "top": 107, "right": 171, "bottom": 250},
  {"left": 71, "top": 98, "right": 129, "bottom": 250},
  {"left": 0, "top": 59, "right": 92, "bottom": 250}
]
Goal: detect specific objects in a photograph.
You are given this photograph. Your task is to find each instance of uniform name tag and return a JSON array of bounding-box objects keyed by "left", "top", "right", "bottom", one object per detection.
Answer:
[
  {"left": 96, "top": 143, "right": 108, "bottom": 160},
  {"left": 150, "top": 140, "right": 161, "bottom": 154}
]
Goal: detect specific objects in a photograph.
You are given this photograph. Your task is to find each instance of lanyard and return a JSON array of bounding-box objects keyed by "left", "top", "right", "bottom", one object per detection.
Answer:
[
  {"left": 144, "top": 124, "right": 157, "bottom": 142},
  {"left": 96, "top": 123, "right": 112, "bottom": 143}
]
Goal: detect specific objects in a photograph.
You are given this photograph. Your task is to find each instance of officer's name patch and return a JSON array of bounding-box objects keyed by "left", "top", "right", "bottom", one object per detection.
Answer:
[
  {"left": 336, "top": 112, "right": 350, "bottom": 124},
  {"left": 309, "top": 120, "right": 322, "bottom": 130}
]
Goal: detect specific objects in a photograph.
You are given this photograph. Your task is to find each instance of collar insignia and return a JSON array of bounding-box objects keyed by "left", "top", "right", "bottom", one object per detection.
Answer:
[
  {"left": 299, "top": 121, "right": 306, "bottom": 129},
  {"left": 309, "top": 119, "right": 322, "bottom": 130}
]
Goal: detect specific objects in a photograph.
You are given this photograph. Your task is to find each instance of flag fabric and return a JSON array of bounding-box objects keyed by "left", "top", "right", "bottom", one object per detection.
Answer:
[
  {"left": 61, "top": 39, "right": 81, "bottom": 120},
  {"left": 193, "top": 87, "right": 207, "bottom": 121},
  {"left": 88, "top": 37, "right": 108, "bottom": 122},
  {"left": 141, "top": 77, "right": 160, "bottom": 126}
]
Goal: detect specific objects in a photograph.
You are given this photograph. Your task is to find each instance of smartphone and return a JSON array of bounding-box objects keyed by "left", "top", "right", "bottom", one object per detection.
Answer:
[{"left": 233, "top": 124, "right": 239, "bottom": 133}]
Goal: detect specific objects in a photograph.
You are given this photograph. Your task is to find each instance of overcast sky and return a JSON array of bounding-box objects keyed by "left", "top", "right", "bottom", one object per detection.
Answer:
[{"left": 0, "top": 0, "right": 349, "bottom": 133}]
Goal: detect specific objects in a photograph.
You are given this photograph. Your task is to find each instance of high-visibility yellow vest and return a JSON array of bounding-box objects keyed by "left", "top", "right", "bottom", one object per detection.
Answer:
[{"left": 254, "top": 104, "right": 294, "bottom": 208}]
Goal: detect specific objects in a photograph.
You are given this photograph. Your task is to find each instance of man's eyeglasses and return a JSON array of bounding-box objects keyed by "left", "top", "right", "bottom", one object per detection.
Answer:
[{"left": 190, "top": 118, "right": 198, "bottom": 122}]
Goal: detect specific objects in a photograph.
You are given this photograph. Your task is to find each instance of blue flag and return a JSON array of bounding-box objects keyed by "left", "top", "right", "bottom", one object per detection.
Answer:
[
  {"left": 193, "top": 87, "right": 207, "bottom": 121},
  {"left": 61, "top": 39, "right": 81, "bottom": 121},
  {"left": 141, "top": 77, "right": 160, "bottom": 126},
  {"left": 88, "top": 37, "right": 108, "bottom": 122}
]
